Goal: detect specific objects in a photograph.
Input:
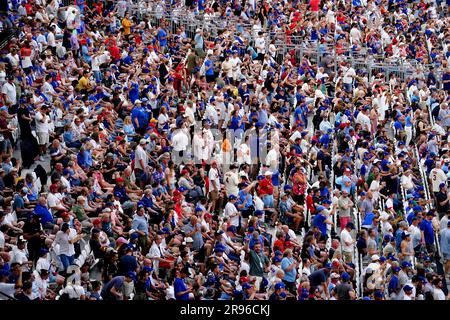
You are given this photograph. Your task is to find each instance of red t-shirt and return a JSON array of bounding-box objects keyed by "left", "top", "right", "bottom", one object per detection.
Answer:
[
  {"left": 258, "top": 178, "right": 274, "bottom": 197},
  {"left": 310, "top": 0, "right": 320, "bottom": 12}
]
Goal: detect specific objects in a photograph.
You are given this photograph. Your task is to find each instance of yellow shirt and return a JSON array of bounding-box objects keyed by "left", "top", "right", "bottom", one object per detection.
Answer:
[
  {"left": 122, "top": 18, "right": 132, "bottom": 36},
  {"left": 76, "top": 76, "right": 90, "bottom": 91}
]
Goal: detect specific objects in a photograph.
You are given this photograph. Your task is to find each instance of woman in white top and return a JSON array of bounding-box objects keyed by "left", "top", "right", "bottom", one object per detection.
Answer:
[{"left": 54, "top": 223, "right": 83, "bottom": 272}]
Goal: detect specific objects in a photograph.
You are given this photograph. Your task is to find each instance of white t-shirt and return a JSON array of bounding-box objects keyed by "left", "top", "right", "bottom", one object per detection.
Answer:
[
  {"left": 430, "top": 168, "right": 447, "bottom": 193},
  {"left": 41, "top": 82, "right": 56, "bottom": 102},
  {"left": 134, "top": 145, "right": 148, "bottom": 170},
  {"left": 223, "top": 171, "right": 239, "bottom": 197},
  {"left": 340, "top": 228, "right": 353, "bottom": 253},
  {"left": 172, "top": 130, "right": 189, "bottom": 152},
  {"left": 2, "top": 82, "right": 17, "bottom": 105},
  {"left": 0, "top": 230, "right": 4, "bottom": 249},
  {"left": 238, "top": 143, "right": 251, "bottom": 164},
  {"left": 35, "top": 111, "right": 50, "bottom": 133},
  {"left": 265, "top": 149, "right": 278, "bottom": 168},
  {"left": 224, "top": 202, "right": 239, "bottom": 226},
  {"left": 0, "top": 283, "right": 15, "bottom": 300},
  {"left": 208, "top": 167, "right": 220, "bottom": 192}
]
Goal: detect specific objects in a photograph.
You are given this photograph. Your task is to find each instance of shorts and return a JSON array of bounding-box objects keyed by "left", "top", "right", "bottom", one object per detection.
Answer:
[
  {"left": 37, "top": 132, "right": 49, "bottom": 145},
  {"left": 0, "top": 139, "right": 12, "bottom": 152}
]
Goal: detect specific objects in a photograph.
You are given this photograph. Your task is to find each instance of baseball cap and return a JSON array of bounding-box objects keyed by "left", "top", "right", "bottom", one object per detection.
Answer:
[
  {"left": 228, "top": 195, "right": 237, "bottom": 200},
  {"left": 324, "top": 262, "right": 332, "bottom": 269},
  {"left": 323, "top": 199, "right": 332, "bottom": 205},
  {"left": 274, "top": 257, "right": 282, "bottom": 263},
  {"left": 227, "top": 226, "right": 237, "bottom": 234},
  {"left": 330, "top": 273, "right": 340, "bottom": 279},
  {"left": 439, "top": 182, "right": 446, "bottom": 189},
  {"left": 242, "top": 283, "right": 252, "bottom": 290},
  {"left": 126, "top": 271, "right": 137, "bottom": 281},
  {"left": 178, "top": 186, "right": 188, "bottom": 192},
  {"left": 403, "top": 285, "right": 413, "bottom": 291},
  {"left": 316, "top": 205, "right": 325, "bottom": 212},
  {"left": 374, "top": 290, "right": 384, "bottom": 298},
  {"left": 341, "top": 272, "right": 350, "bottom": 281},
  {"left": 346, "top": 222, "right": 355, "bottom": 229},
  {"left": 254, "top": 210, "right": 264, "bottom": 216},
  {"left": 392, "top": 266, "right": 401, "bottom": 272},
  {"left": 274, "top": 282, "right": 285, "bottom": 290},
  {"left": 371, "top": 255, "right": 380, "bottom": 261},
  {"left": 185, "top": 237, "right": 194, "bottom": 243},
  {"left": 401, "top": 261, "right": 412, "bottom": 268}
]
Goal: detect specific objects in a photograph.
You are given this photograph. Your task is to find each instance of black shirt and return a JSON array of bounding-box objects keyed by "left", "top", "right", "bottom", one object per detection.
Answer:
[
  {"left": 436, "top": 191, "right": 449, "bottom": 213},
  {"left": 22, "top": 220, "right": 43, "bottom": 248}
]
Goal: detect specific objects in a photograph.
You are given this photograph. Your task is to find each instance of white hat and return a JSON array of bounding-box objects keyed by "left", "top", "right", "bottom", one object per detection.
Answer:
[
  {"left": 139, "top": 138, "right": 148, "bottom": 145},
  {"left": 265, "top": 170, "right": 273, "bottom": 175},
  {"left": 102, "top": 208, "right": 112, "bottom": 213},
  {"left": 371, "top": 254, "right": 380, "bottom": 261},
  {"left": 135, "top": 99, "right": 142, "bottom": 104},
  {"left": 330, "top": 273, "right": 340, "bottom": 279},
  {"left": 196, "top": 28, "right": 201, "bottom": 33},
  {"left": 185, "top": 237, "right": 194, "bottom": 243}
]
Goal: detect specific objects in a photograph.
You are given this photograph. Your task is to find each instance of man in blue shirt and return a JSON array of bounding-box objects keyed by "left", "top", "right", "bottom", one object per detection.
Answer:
[
  {"left": 174, "top": 267, "right": 192, "bottom": 300},
  {"left": 312, "top": 205, "right": 333, "bottom": 238},
  {"left": 33, "top": 197, "right": 54, "bottom": 230},
  {"left": 420, "top": 211, "right": 436, "bottom": 255},
  {"left": 281, "top": 249, "right": 297, "bottom": 293}
]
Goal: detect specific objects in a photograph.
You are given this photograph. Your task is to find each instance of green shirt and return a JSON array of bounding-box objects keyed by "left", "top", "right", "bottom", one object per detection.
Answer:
[
  {"left": 249, "top": 249, "right": 268, "bottom": 277},
  {"left": 72, "top": 204, "right": 88, "bottom": 221}
]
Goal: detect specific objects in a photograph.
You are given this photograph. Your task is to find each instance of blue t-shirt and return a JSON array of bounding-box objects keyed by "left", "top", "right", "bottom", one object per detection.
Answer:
[
  {"left": 420, "top": 219, "right": 434, "bottom": 244},
  {"left": 157, "top": 29, "right": 168, "bottom": 47},
  {"left": 281, "top": 257, "right": 297, "bottom": 282},
  {"left": 33, "top": 204, "right": 53, "bottom": 225},
  {"left": 174, "top": 277, "right": 189, "bottom": 300},
  {"left": 313, "top": 213, "right": 327, "bottom": 235}
]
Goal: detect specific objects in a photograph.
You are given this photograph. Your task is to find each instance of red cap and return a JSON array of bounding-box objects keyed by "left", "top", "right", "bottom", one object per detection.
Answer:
[
  {"left": 50, "top": 184, "right": 58, "bottom": 192},
  {"left": 181, "top": 169, "right": 189, "bottom": 175},
  {"left": 93, "top": 218, "right": 101, "bottom": 225},
  {"left": 61, "top": 212, "right": 70, "bottom": 218},
  {"left": 204, "top": 213, "right": 213, "bottom": 219},
  {"left": 116, "top": 177, "right": 124, "bottom": 183}
]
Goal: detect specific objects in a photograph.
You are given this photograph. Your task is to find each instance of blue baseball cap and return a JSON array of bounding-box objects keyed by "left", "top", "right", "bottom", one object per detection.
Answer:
[
  {"left": 316, "top": 205, "right": 325, "bottom": 212},
  {"left": 379, "top": 256, "right": 387, "bottom": 263},
  {"left": 228, "top": 195, "right": 237, "bottom": 200},
  {"left": 275, "top": 250, "right": 282, "bottom": 256},
  {"left": 274, "top": 282, "right": 285, "bottom": 290},
  {"left": 274, "top": 256, "right": 282, "bottom": 263},
  {"left": 345, "top": 222, "right": 355, "bottom": 230},
  {"left": 341, "top": 272, "right": 350, "bottom": 281},
  {"left": 143, "top": 266, "right": 154, "bottom": 273},
  {"left": 242, "top": 282, "right": 252, "bottom": 290},
  {"left": 130, "top": 233, "right": 139, "bottom": 240},
  {"left": 195, "top": 207, "right": 203, "bottom": 212},
  {"left": 126, "top": 271, "right": 137, "bottom": 281},
  {"left": 178, "top": 186, "right": 188, "bottom": 192},
  {"left": 401, "top": 261, "right": 412, "bottom": 268},
  {"left": 283, "top": 185, "right": 293, "bottom": 191},
  {"left": 227, "top": 226, "right": 237, "bottom": 234},
  {"left": 324, "top": 262, "right": 332, "bottom": 269},
  {"left": 403, "top": 285, "right": 413, "bottom": 291},
  {"left": 323, "top": 199, "right": 332, "bottom": 205},
  {"left": 374, "top": 290, "right": 384, "bottom": 298}
]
